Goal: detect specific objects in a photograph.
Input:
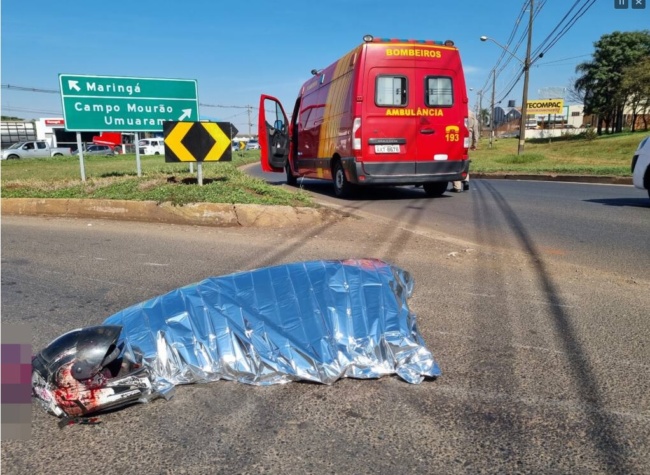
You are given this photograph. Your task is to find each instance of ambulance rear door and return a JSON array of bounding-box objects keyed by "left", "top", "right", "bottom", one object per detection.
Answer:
[
  {"left": 362, "top": 68, "right": 417, "bottom": 175},
  {"left": 413, "top": 67, "right": 466, "bottom": 173}
]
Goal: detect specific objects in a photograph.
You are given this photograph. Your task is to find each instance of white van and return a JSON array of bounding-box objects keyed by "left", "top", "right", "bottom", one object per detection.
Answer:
[{"left": 138, "top": 138, "right": 165, "bottom": 155}]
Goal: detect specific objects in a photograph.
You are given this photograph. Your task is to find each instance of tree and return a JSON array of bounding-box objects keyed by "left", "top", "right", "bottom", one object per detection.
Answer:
[
  {"left": 621, "top": 57, "right": 650, "bottom": 131},
  {"left": 566, "top": 77, "right": 585, "bottom": 105},
  {"left": 574, "top": 30, "right": 650, "bottom": 134}
]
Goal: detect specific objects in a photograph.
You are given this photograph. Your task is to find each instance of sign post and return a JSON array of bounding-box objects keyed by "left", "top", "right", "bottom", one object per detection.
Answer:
[
  {"left": 75, "top": 132, "right": 86, "bottom": 182},
  {"left": 134, "top": 132, "right": 141, "bottom": 177}
]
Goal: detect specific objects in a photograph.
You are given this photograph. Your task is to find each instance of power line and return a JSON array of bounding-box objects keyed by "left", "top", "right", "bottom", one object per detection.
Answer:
[
  {"left": 480, "top": 0, "right": 544, "bottom": 108},
  {"left": 496, "top": 70, "right": 526, "bottom": 104},
  {"left": 537, "top": 0, "right": 596, "bottom": 58},
  {"left": 1, "top": 84, "right": 59, "bottom": 94},
  {"left": 535, "top": 54, "right": 591, "bottom": 66},
  {"left": 199, "top": 102, "right": 255, "bottom": 110},
  {"left": 480, "top": 0, "right": 528, "bottom": 93},
  {"left": 1, "top": 106, "right": 62, "bottom": 115},
  {"left": 497, "top": 0, "right": 546, "bottom": 83},
  {"left": 532, "top": 0, "right": 597, "bottom": 61},
  {"left": 2, "top": 84, "right": 259, "bottom": 112},
  {"left": 2, "top": 83, "right": 258, "bottom": 132},
  {"left": 487, "top": 0, "right": 597, "bottom": 105},
  {"left": 222, "top": 111, "right": 249, "bottom": 120},
  {"left": 493, "top": 3, "right": 528, "bottom": 70},
  {"left": 531, "top": 0, "right": 582, "bottom": 58}
]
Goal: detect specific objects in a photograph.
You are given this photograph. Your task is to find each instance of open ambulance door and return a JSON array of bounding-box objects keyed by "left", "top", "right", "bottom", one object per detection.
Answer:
[{"left": 258, "top": 95, "right": 290, "bottom": 172}]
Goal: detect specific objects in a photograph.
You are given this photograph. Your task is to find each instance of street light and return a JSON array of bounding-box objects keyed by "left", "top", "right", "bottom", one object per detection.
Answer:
[
  {"left": 489, "top": 68, "right": 496, "bottom": 148},
  {"left": 480, "top": 1, "right": 533, "bottom": 155},
  {"left": 480, "top": 36, "right": 525, "bottom": 66}
]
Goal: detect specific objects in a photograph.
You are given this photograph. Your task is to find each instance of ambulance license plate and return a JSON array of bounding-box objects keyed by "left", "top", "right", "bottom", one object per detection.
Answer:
[{"left": 374, "top": 145, "right": 400, "bottom": 154}]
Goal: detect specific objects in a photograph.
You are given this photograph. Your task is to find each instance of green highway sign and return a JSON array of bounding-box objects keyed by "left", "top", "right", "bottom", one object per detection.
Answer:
[{"left": 59, "top": 74, "right": 199, "bottom": 132}]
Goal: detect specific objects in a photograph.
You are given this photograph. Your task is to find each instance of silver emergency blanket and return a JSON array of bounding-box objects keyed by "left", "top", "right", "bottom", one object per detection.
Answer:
[{"left": 103, "top": 259, "right": 440, "bottom": 399}]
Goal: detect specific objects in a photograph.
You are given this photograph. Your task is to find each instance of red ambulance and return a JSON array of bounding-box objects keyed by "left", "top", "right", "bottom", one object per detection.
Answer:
[{"left": 258, "top": 35, "right": 470, "bottom": 198}]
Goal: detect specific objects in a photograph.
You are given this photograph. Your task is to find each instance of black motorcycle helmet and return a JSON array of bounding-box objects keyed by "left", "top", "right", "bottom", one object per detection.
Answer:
[{"left": 32, "top": 325, "right": 152, "bottom": 417}]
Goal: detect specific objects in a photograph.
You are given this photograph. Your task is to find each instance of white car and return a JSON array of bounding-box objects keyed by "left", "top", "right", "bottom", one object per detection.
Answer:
[
  {"left": 631, "top": 135, "right": 650, "bottom": 200},
  {"left": 138, "top": 138, "right": 165, "bottom": 155}
]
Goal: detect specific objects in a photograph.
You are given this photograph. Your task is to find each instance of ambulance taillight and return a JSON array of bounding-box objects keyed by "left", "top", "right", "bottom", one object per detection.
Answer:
[{"left": 352, "top": 117, "right": 362, "bottom": 150}]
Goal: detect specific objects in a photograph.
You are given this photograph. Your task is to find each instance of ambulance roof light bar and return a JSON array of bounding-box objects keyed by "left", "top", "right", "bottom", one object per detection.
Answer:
[{"left": 362, "top": 35, "right": 454, "bottom": 46}]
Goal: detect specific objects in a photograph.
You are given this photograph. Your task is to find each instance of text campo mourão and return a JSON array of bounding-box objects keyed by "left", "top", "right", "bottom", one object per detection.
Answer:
[{"left": 73, "top": 102, "right": 175, "bottom": 125}]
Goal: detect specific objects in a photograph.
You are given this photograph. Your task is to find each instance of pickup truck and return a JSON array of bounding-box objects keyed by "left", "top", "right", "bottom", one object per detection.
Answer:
[{"left": 1, "top": 141, "right": 72, "bottom": 160}]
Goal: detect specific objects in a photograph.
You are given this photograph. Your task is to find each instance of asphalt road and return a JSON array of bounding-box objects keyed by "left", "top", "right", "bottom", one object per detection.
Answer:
[
  {"left": 2, "top": 214, "right": 649, "bottom": 474},
  {"left": 246, "top": 164, "right": 650, "bottom": 281}
]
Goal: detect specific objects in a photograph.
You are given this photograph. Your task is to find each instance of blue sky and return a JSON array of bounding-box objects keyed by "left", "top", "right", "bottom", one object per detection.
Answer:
[{"left": 1, "top": 0, "right": 647, "bottom": 134}]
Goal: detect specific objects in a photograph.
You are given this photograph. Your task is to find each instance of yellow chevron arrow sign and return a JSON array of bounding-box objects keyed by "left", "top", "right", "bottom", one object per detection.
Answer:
[
  {"left": 164, "top": 122, "right": 194, "bottom": 162},
  {"left": 163, "top": 121, "right": 239, "bottom": 162},
  {"left": 202, "top": 122, "right": 231, "bottom": 161}
]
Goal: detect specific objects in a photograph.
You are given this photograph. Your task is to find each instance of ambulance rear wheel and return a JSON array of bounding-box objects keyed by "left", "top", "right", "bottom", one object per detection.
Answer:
[
  {"left": 423, "top": 181, "right": 448, "bottom": 197},
  {"left": 285, "top": 163, "right": 297, "bottom": 186},
  {"left": 333, "top": 161, "right": 353, "bottom": 198}
]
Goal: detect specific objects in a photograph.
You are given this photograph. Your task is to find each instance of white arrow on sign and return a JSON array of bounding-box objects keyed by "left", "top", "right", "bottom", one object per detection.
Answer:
[
  {"left": 178, "top": 109, "right": 192, "bottom": 121},
  {"left": 68, "top": 80, "right": 81, "bottom": 92}
]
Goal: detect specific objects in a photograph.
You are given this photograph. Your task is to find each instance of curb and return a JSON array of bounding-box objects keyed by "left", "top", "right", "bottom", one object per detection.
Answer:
[
  {"left": 240, "top": 162, "right": 633, "bottom": 186},
  {"left": 1, "top": 198, "right": 344, "bottom": 228},
  {"left": 471, "top": 173, "right": 632, "bottom": 185},
  {"left": 1, "top": 176, "right": 631, "bottom": 227}
]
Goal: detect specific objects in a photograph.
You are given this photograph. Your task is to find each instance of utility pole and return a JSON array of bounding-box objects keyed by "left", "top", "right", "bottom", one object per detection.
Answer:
[
  {"left": 247, "top": 105, "right": 253, "bottom": 136},
  {"left": 490, "top": 69, "right": 496, "bottom": 148},
  {"left": 476, "top": 90, "right": 483, "bottom": 139},
  {"left": 518, "top": 0, "right": 534, "bottom": 155}
]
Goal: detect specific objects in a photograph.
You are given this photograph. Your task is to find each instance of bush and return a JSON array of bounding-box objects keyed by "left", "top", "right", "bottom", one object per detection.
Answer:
[{"left": 583, "top": 128, "right": 598, "bottom": 141}]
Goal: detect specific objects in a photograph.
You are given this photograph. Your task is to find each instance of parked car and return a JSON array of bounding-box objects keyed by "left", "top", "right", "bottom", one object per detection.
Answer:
[
  {"left": 74, "top": 144, "right": 115, "bottom": 156},
  {"left": 1, "top": 141, "right": 71, "bottom": 160},
  {"left": 245, "top": 140, "right": 260, "bottom": 150},
  {"left": 138, "top": 138, "right": 165, "bottom": 155},
  {"left": 631, "top": 135, "right": 650, "bottom": 200}
]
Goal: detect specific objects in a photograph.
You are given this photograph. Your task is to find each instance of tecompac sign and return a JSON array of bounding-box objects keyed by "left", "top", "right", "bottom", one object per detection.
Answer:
[
  {"left": 59, "top": 74, "right": 199, "bottom": 132},
  {"left": 526, "top": 99, "right": 564, "bottom": 115}
]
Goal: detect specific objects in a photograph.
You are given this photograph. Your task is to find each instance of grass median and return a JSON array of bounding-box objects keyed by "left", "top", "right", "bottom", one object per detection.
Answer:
[
  {"left": 469, "top": 130, "right": 646, "bottom": 176},
  {"left": 1, "top": 151, "right": 315, "bottom": 207},
  {"left": 2, "top": 131, "right": 647, "bottom": 205}
]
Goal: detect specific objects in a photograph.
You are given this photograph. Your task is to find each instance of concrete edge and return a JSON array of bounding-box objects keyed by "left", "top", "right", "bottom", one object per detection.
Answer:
[
  {"left": 471, "top": 173, "right": 633, "bottom": 185},
  {"left": 1, "top": 198, "right": 346, "bottom": 228}
]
